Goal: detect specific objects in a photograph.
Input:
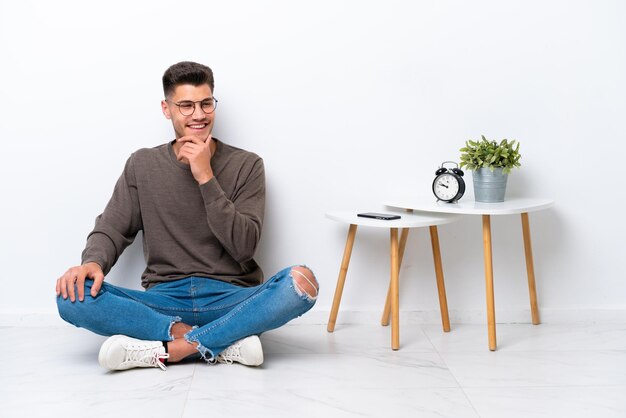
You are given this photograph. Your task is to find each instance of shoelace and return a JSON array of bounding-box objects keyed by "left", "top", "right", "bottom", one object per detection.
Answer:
[
  {"left": 215, "top": 342, "right": 242, "bottom": 364},
  {"left": 124, "top": 344, "right": 170, "bottom": 371}
]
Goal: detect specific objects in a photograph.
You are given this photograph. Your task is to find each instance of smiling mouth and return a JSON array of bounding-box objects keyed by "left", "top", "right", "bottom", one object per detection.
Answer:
[{"left": 188, "top": 123, "right": 208, "bottom": 129}]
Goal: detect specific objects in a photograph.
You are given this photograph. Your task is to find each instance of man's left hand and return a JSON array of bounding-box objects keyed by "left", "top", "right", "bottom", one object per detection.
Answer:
[{"left": 176, "top": 135, "right": 214, "bottom": 185}]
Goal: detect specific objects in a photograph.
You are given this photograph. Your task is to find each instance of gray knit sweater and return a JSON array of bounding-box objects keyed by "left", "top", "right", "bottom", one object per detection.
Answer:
[{"left": 81, "top": 139, "right": 265, "bottom": 288}]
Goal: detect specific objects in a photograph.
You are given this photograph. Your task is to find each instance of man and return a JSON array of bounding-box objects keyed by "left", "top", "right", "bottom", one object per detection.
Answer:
[{"left": 56, "top": 61, "right": 318, "bottom": 371}]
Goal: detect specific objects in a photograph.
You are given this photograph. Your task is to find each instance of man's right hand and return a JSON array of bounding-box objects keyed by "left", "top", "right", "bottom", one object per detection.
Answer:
[{"left": 56, "top": 262, "right": 105, "bottom": 302}]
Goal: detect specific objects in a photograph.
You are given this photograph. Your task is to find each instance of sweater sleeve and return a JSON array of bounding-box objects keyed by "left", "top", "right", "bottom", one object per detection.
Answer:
[
  {"left": 81, "top": 155, "right": 143, "bottom": 275},
  {"left": 198, "top": 157, "right": 265, "bottom": 263}
]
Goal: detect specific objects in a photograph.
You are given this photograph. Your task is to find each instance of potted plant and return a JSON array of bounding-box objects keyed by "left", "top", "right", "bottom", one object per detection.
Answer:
[{"left": 459, "top": 135, "right": 521, "bottom": 202}]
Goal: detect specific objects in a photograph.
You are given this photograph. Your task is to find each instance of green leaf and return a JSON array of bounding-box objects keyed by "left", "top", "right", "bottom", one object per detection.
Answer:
[{"left": 460, "top": 135, "right": 521, "bottom": 172}]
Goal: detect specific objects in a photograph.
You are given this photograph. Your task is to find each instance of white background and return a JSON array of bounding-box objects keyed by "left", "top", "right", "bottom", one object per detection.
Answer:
[{"left": 1, "top": 0, "right": 624, "bottom": 324}]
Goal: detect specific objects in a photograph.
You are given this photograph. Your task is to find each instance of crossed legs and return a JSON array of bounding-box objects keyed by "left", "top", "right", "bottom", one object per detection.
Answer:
[{"left": 68, "top": 266, "right": 319, "bottom": 363}]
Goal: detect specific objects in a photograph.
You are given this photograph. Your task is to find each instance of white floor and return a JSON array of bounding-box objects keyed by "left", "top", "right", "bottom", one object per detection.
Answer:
[{"left": 2, "top": 322, "right": 626, "bottom": 418}]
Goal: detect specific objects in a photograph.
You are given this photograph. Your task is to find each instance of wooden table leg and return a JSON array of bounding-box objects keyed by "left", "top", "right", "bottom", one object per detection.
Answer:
[
  {"left": 390, "top": 228, "right": 400, "bottom": 350},
  {"left": 327, "top": 224, "right": 358, "bottom": 332},
  {"left": 382, "top": 227, "right": 409, "bottom": 326},
  {"left": 521, "top": 212, "right": 541, "bottom": 325},
  {"left": 429, "top": 226, "right": 451, "bottom": 332},
  {"left": 482, "top": 215, "right": 497, "bottom": 351}
]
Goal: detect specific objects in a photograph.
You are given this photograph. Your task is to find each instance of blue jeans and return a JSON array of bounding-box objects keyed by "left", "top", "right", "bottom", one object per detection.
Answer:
[{"left": 57, "top": 266, "right": 317, "bottom": 360}]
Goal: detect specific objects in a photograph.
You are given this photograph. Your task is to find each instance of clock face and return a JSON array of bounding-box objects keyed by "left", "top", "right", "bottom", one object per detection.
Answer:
[{"left": 433, "top": 173, "right": 460, "bottom": 201}]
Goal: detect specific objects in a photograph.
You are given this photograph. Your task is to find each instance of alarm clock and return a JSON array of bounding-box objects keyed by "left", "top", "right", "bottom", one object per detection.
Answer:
[{"left": 432, "top": 161, "right": 465, "bottom": 203}]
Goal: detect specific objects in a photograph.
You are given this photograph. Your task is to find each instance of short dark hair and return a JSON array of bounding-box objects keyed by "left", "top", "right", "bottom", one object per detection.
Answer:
[{"left": 162, "top": 61, "right": 214, "bottom": 98}]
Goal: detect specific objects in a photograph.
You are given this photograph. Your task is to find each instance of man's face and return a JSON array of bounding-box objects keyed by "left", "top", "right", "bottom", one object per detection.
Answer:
[{"left": 161, "top": 83, "right": 215, "bottom": 141}]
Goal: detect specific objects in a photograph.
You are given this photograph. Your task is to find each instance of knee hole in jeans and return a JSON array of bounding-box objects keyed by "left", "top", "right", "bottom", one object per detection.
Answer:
[{"left": 290, "top": 266, "right": 318, "bottom": 298}]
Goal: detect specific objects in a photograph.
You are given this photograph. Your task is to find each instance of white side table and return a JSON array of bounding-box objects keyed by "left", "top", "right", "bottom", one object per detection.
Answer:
[
  {"left": 325, "top": 210, "right": 459, "bottom": 350},
  {"left": 385, "top": 197, "right": 555, "bottom": 351}
]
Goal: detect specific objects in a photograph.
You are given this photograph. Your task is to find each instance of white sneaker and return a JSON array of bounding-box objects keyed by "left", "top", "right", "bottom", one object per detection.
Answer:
[
  {"left": 215, "top": 335, "right": 263, "bottom": 366},
  {"left": 99, "top": 335, "right": 169, "bottom": 371}
]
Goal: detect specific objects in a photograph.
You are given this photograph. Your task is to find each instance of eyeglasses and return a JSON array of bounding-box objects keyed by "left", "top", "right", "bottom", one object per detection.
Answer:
[{"left": 167, "top": 97, "right": 218, "bottom": 116}]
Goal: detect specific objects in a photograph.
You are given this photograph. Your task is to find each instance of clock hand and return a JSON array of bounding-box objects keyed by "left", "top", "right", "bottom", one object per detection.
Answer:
[{"left": 440, "top": 184, "right": 449, "bottom": 188}]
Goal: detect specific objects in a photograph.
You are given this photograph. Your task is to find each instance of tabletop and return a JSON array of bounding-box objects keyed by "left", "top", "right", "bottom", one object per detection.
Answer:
[
  {"left": 384, "top": 196, "right": 555, "bottom": 216},
  {"left": 325, "top": 210, "right": 460, "bottom": 228}
]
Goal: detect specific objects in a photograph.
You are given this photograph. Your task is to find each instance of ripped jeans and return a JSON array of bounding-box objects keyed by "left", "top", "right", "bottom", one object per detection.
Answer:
[{"left": 56, "top": 266, "right": 317, "bottom": 361}]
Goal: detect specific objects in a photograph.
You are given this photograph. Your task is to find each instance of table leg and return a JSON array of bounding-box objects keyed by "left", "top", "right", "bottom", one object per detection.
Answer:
[
  {"left": 521, "top": 212, "right": 541, "bottom": 325},
  {"left": 482, "top": 215, "right": 497, "bottom": 351},
  {"left": 382, "top": 227, "right": 409, "bottom": 326},
  {"left": 327, "top": 224, "right": 358, "bottom": 332},
  {"left": 390, "top": 228, "right": 400, "bottom": 350},
  {"left": 429, "top": 226, "right": 451, "bottom": 332}
]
